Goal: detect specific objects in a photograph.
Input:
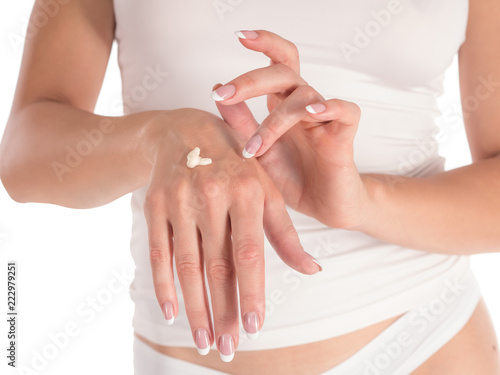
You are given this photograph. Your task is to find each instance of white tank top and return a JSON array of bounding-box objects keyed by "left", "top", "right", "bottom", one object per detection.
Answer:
[{"left": 114, "top": 0, "right": 473, "bottom": 350}]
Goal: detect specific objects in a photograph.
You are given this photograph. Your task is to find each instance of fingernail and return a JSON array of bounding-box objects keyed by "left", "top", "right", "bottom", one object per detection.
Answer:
[
  {"left": 195, "top": 328, "right": 211, "bottom": 355},
  {"left": 306, "top": 103, "right": 327, "bottom": 114},
  {"left": 242, "top": 134, "right": 262, "bottom": 158},
  {"left": 162, "top": 301, "right": 175, "bottom": 325},
  {"left": 211, "top": 84, "right": 236, "bottom": 101},
  {"left": 219, "top": 334, "right": 235, "bottom": 362},
  {"left": 235, "top": 30, "right": 259, "bottom": 40},
  {"left": 244, "top": 312, "right": 260, "bottom": 339},
  {"left": 308, "top": 254, "right": 323, "bottom": 272}
]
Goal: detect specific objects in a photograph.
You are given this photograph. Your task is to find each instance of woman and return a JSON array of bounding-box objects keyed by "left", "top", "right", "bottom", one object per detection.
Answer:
[{"left": 0, "top": 0, "right": 499, "bottom": 374}]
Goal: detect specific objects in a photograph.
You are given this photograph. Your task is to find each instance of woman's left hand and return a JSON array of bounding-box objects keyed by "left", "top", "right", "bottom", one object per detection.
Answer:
[{"left": 212, "top": 30, "right": 371, "bottom": 230}]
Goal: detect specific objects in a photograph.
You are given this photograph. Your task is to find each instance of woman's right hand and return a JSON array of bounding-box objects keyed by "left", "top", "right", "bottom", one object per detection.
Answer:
[{"left": 142, "top": 108, "right": 321, "bottom": 361}]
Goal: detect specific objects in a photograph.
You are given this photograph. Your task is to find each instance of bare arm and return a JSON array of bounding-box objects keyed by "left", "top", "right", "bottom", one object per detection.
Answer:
[
  {"left": 358, "top": 0, "right": 500, "bottom": 254},
  {"left": 0, "top": 0, "right": 158, "bottom": 208}
]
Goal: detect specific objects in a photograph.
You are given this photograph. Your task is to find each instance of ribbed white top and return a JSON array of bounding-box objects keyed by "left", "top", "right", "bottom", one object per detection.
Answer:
[{"left": 113, "top": 0, "right": 474, "bottom": 350}]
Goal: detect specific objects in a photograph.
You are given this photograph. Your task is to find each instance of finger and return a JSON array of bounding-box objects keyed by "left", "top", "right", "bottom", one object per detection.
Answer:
[
  {"left": 229, "top": 184, "right": 265, "bottom": 340},
  {"left": 263, "top": 191, "right": 322, "bottom": 275},
  {"left": 234, "top": 30, "right": 300, "bottom": 74},
  {"left": 171, "top": 217, "right": 213, "bottom": 356},
  {"left": 241, "top": 85, "right": 324, "bottom": 158},
  {"left": 234, "top": 30, "right": 302, "bottom": 115},
  {"left": 143, "top": 195, "right": 178, "bottom": 325},
  {"left": 305, "top": 98, "right": 361, "bottom": 141},
  {"left": 199, "top": 209, "right": 239, "bottom": 362},
  {"left": 210, "top": 64, "right": 307, "bottom": 105},
  {"left": 213, "top": 83, "right": 259, "bottom": 141}
]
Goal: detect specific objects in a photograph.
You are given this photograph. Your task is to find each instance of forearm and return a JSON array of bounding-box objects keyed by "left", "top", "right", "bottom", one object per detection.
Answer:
[
  {"left": 0, "top": 100, "right": 161, "bottom": 208},
  {"left": 358, "top": 156, "right": 500, "bottom": 254}
]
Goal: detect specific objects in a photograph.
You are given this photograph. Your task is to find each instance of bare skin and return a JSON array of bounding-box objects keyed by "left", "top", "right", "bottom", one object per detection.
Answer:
[
  {"left": 1, "top": 0, "right": 499, "bottom": 373},
  {"left": 137, "top": 299, "right": 500, "bottom": 374}
]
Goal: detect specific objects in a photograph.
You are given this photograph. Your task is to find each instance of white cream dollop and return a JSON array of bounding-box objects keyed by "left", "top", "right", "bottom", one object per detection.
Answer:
[{"left": 186, "top": 147, "right": 212, "bottom": 168}]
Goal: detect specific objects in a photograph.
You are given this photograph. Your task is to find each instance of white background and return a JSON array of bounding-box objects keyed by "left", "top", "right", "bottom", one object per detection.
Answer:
[{"left": 0, "top": 2, "right": 499, "bottom": 375}]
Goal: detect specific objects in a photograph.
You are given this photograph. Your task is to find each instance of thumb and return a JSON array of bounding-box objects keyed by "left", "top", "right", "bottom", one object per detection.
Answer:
[
  {"left": 213, "top": 83, "right": 259, "bottom": 141},
  {"left": 263, "top": 193, "right": 322, "bottom": 275}
]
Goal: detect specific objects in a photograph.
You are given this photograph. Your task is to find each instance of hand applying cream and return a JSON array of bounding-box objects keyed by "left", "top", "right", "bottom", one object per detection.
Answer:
[{"left": 186, "top": 147, "right": 212, "bottom": 168}]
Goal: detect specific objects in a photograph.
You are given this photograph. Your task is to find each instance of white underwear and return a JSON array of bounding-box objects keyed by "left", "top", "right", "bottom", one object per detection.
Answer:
[{"left": 133, "top": 274, "right": 480, "bottom": 375}]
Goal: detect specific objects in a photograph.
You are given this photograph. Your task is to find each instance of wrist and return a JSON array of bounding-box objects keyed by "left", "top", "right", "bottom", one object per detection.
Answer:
[
  {"left": 141, "top": 110, "right": 174, "bottom": 165},
  {"left": 352, "top": 174, "right": 388, "bottom": 233}
]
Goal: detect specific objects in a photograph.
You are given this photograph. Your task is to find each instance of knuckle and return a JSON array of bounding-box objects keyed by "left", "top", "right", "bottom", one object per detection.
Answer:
[
  {"left": 238, "top": 73, "right": 256, "bottom": 90},
  {"left": 271, "top": 223, "right": 298, "bottom": 248},
  {"left": 296, "top": 85, "right": 319, "bottom": 102},
  {"left": 176, "top": 257, "right": 202, "bottom": 279},
  {"left": 287, "top": 42, "right": 300, "bottom": 61},
  {"left": 150, "top": 246, "right": 169, "bottom": 266},
  {"left": 284, "top": 223, "right": 299, "bottom": 238},
  {"left": 233, "top": 177, "right": 264, "bottom": 201},
  {"left": 234, "top": 242, "right": 261, "bottom": 265},
  {"left": 207, "top": 258, "right": 235, "bottom": 283},
  {"left": 186, "top": 309, "right": 208, "bottom": 322},
  {"left": 264, "top": 115, "right": 284, "bottom": 137},
  {"left": 331, "top": 99, "right": 346, "bottom": 112},
  {"left": 332, "top": 99, "right": 361, "bottom": 122},
  {"left": 199, "top": 177, "right": 221, "bottom": 199},
  {"left": 144, "top": 190, "right": 162, "bottom": 215},
  {"left": 213, "top": 311, "right": 238, "bottom": 327},
  {"left": 274, "top": 63, "right": 294, "bottom": 78},
  {"left": 171, "top": 178, "right": 191, "bottom": 200}
]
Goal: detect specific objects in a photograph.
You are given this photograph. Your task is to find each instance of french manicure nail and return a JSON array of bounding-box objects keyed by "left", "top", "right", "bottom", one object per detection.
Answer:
[
  {"left": 242, "top": 134, "right": 263, "bottom": 158},
  {"left": 211, "top": 84, "right": 236, "bottom": 101},
  {"left": 235, "top": 30, "right": 259, "bottom": 40},
  {"left": 309, "top": 254, "right": 323, "bottom": 272},
  {"left": 244, "top": 312, "right": 260, "bottom": 339},
  {"left": 162, "top": 301, "right": 175, "bottom": 325},
  {"left": 306, "top": 103, "right": 327, "bottom": 114},
  {"left": 219, "top": 334, "right": 235, "bottom": 362},
  {"left": 195, "top": 328, "right": 211, "bottom": 355}
]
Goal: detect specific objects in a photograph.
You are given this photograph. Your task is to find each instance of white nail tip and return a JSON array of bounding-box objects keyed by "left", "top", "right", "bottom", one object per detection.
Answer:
[
  {"left": 220, "top": 352, "right": 235, "bottom": 362},
  {"left": 311, "top": 258, "right": 323, "bottom": 270},
  {"left": 197, "top": 346, "right": 210, "bottom": 356},
  {"left": 242, "top": 149, "right": 255, "bottom": 159},
  {"left": 246, "top": 331, "right": 259, "bottom": 340},
  {"left": 211, "top": 90, "right": 224, "bottom": 101},
  {"left": 235, "top": 31, "right": 247, "bottom": 39},
  {"left": 166, "top": 317, "right": 174, "bottom": 326},
  {"left": 305, "top": 105, "right": 317, "bottom": 114}
]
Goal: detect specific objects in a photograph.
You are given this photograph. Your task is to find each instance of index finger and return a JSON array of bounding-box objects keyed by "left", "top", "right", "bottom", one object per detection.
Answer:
[{"left": 235, "top": 30, "right": 301, "bottom": 74}]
